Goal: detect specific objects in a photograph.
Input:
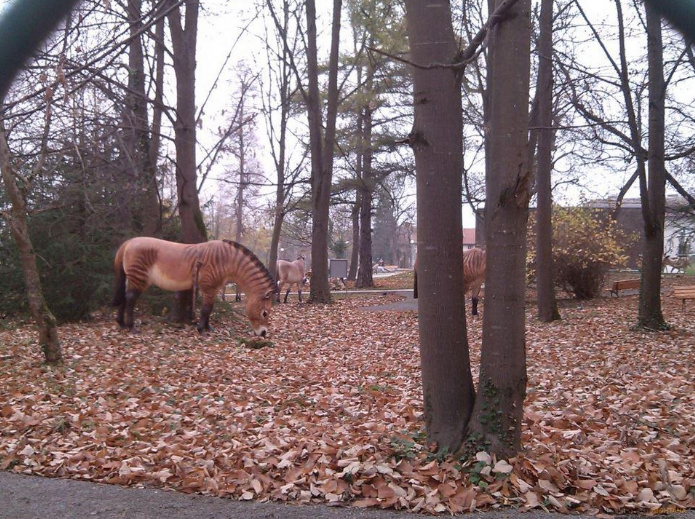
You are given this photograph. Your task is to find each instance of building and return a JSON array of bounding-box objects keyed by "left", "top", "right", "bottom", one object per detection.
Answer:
[
  {"left": 394, "top": 224, "right": 478, "bottom": 268},
  {"left": 475, "top": 196, "right": 695, "bottom": 269}
]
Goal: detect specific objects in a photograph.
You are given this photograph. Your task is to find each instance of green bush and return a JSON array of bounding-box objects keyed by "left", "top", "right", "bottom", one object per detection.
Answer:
[{"left": 528, "top": 206, "right": 635, "bottom": 299}]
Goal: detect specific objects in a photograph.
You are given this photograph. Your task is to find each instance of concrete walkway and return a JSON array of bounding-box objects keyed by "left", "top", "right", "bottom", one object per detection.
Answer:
[{"left": 3, "top": 472, "right": 689, "bottom": 519}]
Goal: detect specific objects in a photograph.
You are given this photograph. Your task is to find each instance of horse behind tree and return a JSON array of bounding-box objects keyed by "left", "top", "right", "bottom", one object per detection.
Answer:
[
  {"left": 413, "top": 247, "right": 487, "bottom": 315},
  {"left": 112, "top": 238, "right": 277, "bottom": 336},
  {"left": 276, "top": 255, "right": 308, "bottom": 303}
]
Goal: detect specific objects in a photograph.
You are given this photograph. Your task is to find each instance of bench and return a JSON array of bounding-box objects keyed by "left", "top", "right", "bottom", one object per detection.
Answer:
[
  {"left": 606, "top": 278, "right": 640, "bottom": 297},
  {"left": 672, "top": 286, "right": 695, "bottom": 310}
]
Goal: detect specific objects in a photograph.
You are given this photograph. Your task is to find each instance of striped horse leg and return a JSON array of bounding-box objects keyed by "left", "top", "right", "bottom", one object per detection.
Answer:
[
  {"left": 197, "top": 290, "right": 217, "bottom": 333},
  {"left": 124, "top": 287, "right": 143, "bottom": 331},
  {"left": 470, "top": 280, "right": 483, "bottom": 316}
]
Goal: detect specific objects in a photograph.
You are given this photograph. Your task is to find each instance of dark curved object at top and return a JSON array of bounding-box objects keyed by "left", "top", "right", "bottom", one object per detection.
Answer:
[
  {"left": 0, "top": 0, "right": 80, "bottom": 99},
  {"left": 644, "top": 0, "right": 695, "bottom": 42}
]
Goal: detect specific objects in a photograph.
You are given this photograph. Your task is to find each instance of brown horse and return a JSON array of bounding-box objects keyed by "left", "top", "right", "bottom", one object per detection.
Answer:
[
  {"left": 276, "top": 255, "right": 307, "bottom": 303},
  {"left": 113, "top": 238, "right": 277, "bottom": 336},
  {"left": 413, "top": 247, "right": 487, "bottom": 315}
]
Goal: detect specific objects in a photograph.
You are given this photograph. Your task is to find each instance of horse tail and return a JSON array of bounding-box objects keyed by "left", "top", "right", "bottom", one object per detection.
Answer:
[
  {"left": 413, "top": 266, "right": 418, "bottom": 299},
  {"left": 112, "top": 243, "right": 127, "bottom": 306}
]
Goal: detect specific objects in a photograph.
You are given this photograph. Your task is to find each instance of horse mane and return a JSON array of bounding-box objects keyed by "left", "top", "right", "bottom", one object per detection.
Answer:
[{"left": 222, "top": 239, "right": 278, "bottom": 293}]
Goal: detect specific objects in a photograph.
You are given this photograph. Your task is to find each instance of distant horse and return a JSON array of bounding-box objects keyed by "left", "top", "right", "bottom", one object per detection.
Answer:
[
  {"left": 413, "top": 247, "right": 487, "bottom": 315},
  {"left": 113, "top": 238, "right": 277, "bottom": 336},
  {"left": 663, "top": 254, "right": 691, "bottom": 274},
  {"left": 276, "top": 255, "right": 308, "bottom": 303}
]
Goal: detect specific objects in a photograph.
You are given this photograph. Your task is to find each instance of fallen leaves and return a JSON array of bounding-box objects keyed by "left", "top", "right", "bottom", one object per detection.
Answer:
[{"left": 0, "top": 287, "right": 694, "bottom": 514}]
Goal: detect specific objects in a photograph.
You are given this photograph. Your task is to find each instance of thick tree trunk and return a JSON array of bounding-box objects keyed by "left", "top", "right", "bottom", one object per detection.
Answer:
[
  {"left": 535, "top": 0, "right": 560, "bottom": 323},
  {"left": 356, "top": 104, "right": 374, "bottom": 288},
  {"left": 125, "top": 0, "right": 160, "bottom": 237},
  {"left": 468, "top": 0, "right": 532, "bottom": 458},
  {"left": 404, "top": 0, "right": 475, "bottom": 454},
  {"left": 0, "top": 127, "right": 61, "bottom": 364},
  {"left": 168, "top": 0, "right": 206, "bottom": 322},
  {"left": 637, "top": 5, "right": 668, "bottom": 330},
  {"left": 306, "top": 0, "right": 342, "bottom": 303}
]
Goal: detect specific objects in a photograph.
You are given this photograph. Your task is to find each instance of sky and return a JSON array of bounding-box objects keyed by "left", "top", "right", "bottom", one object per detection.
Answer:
[{"left": 1, "top": 0, "right": 691, "bottom": 232}]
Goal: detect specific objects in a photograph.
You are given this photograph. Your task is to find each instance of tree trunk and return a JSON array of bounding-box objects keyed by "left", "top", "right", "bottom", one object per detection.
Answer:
[
  {"left": 124, "top": 0, "right": 160, "bottom": 236},
  {"left": 306, "top": 0, "right": 342, "bottom": 303},
  {"left": 348, "top": 192, "right": 360, "bottom": 281},
  {"left": 145, "top": 10, "right": 165, "bottom": 236},
  {"left": 637, "top": 4, "right": 668, "bottom": 330},
  {"left": 0, "top": 126, "right": 61, "bottom": 364},
  {"left": 535, "top": 0, "right": 560, "bottom": 322},
  {"left": 356, "top": 103, "right": 374, "bottom": 288},
  {"left": 468, "top": 0, "right": 532, "bottom": 458},
  {"left": 235, "top": 94, "right": 246, "bottom": 243},
  {"left": 348, "top": 78, "right": 364, "bottom": 283},
  {"left": 267, "top": 0, "right": 292, "bottom": 282},
  {"left": 404, "top": 0, "right": 475, "bottom": 454},
  {"left": 168, "top": 0, "right": 206, "bottom": 322}
]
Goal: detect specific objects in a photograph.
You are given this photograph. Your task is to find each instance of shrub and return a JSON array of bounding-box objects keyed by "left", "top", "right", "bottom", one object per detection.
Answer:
[{"left": 528, "top": 206, "right": 635, "bottom": 299}]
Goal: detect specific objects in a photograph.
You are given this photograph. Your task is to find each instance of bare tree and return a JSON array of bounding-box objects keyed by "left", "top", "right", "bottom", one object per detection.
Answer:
[
  {"left": 122, "top": 0, "right": 161, "bottom": 236},
  {"left": 305, "top": 0, "right": 342, "bottom": 303},
  {"left": 468, "top": 0, "right": 532, "bottom": 457},
  {"left": 261, "top": 0, "right": 307, "bottom": 281},
  {"left": 0, "top": 118, "right": 61, "bottom": 364},
  {"left": 168, "top": 0, "right": 207, "bottom": 321},
  {"left": 404, "top": 0, "right": 475, "bottom": 453},
  {"left": 638, "top": 4, "right": 667, "bottom": 330},
  {"left": 535, "top": 0, "right": 560, "bottom": 322}
]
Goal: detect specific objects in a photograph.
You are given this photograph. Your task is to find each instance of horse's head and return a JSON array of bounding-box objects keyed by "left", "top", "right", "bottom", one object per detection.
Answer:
[{"left": 246, "top": 289, "right": 275, "bottom": 337}]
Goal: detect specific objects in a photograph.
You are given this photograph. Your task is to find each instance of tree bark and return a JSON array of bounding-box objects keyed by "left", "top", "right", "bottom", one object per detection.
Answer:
[
  {"left": 168, "top": 0, "right": 206, "bottom": 245},
  {"left": 306, "top": 0, "right": 342, "bottom": 303},
  {"left": 404, "top": 0, "right": 475, "bottom": 454},
  {"left": 125, "top": 0, "right": 161, "bottom": 236},
  {"left": 348, "top": 192, "right": 360, "bottom": 281},
  {"left": 356, "top": 102, "right": 374, "bottom": 288},
  {"left": 0, "top": 125, "right": 61, "bottom": 364},
  {"left": 468, "top": 0, "right": 531, "bottom": 458},
  {"left": 168, "top": 0, "right": 206, "bottom": 322},
  {"left": 235, "top": 92, "right": 246, "bottom": 243},
  {"left": 535, "top": 0, "right": 560, "bottom": 322},
  {"left": 637, "top": 4, "right": 668, "bottom": 330}
]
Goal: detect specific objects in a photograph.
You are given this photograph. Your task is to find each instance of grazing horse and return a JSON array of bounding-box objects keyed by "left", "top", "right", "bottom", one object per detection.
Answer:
[
  {"left": 663, "top": 254, "right": 691, "bottom": 274},
  {"left": 113, "top": 238, "right": 277, "bottom": 336},
  {"left": 276, "top": 255, "right": 307, "bottom": 303},
  {"left": 413, "top": 247, "right": 487, "bottom": 315}
]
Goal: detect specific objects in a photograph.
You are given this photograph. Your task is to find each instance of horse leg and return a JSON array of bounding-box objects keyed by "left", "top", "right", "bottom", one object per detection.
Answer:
[
  {"left": 284, "top": 286, "right": 291, "bottom": 303},
  {"left": 124, "top": 289, "right": 142, "bottom": 331},
  {"left": 471, "top": 284, "right": 481, "bottom": 316},
  {"left": 116, "top": 302, "right": 126, "bottom": 328},
  {"left": 197, "top": 292, "right": 216, "bottom": 334}
]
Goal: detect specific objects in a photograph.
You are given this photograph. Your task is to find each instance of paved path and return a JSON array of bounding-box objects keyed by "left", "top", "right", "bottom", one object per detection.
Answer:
[{"left": 3, "top": 472, "right": 689, "bottom": 519}]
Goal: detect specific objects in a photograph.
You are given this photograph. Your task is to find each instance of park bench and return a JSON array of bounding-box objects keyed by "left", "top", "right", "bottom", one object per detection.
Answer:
[
  {"left": 606, "top": 278, "right": 640, "bottom": 297},
  {"left": 672, "top": 286, "right": 695, "bottom": 310}
]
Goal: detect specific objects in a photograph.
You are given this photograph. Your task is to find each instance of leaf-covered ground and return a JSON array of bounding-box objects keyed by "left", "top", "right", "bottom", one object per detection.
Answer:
[{"left": 1, "top": 282, "right": 694, "bottom": 515}]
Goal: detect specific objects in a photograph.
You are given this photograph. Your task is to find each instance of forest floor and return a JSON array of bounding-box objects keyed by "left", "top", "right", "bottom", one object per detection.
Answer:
[{"left": 1, "top": 273, "right": 694, "bottom": 516}]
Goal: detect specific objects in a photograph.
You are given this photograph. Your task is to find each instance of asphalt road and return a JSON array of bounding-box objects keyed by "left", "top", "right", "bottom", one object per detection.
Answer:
[{"left": 3, "top": 472, "right": 691, "bottom": 519}]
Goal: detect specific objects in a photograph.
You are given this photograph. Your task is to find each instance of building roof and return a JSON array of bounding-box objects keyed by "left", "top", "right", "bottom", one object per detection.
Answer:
[{"left": 587, "top": 195, "right": 691, "bottom": 211}]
